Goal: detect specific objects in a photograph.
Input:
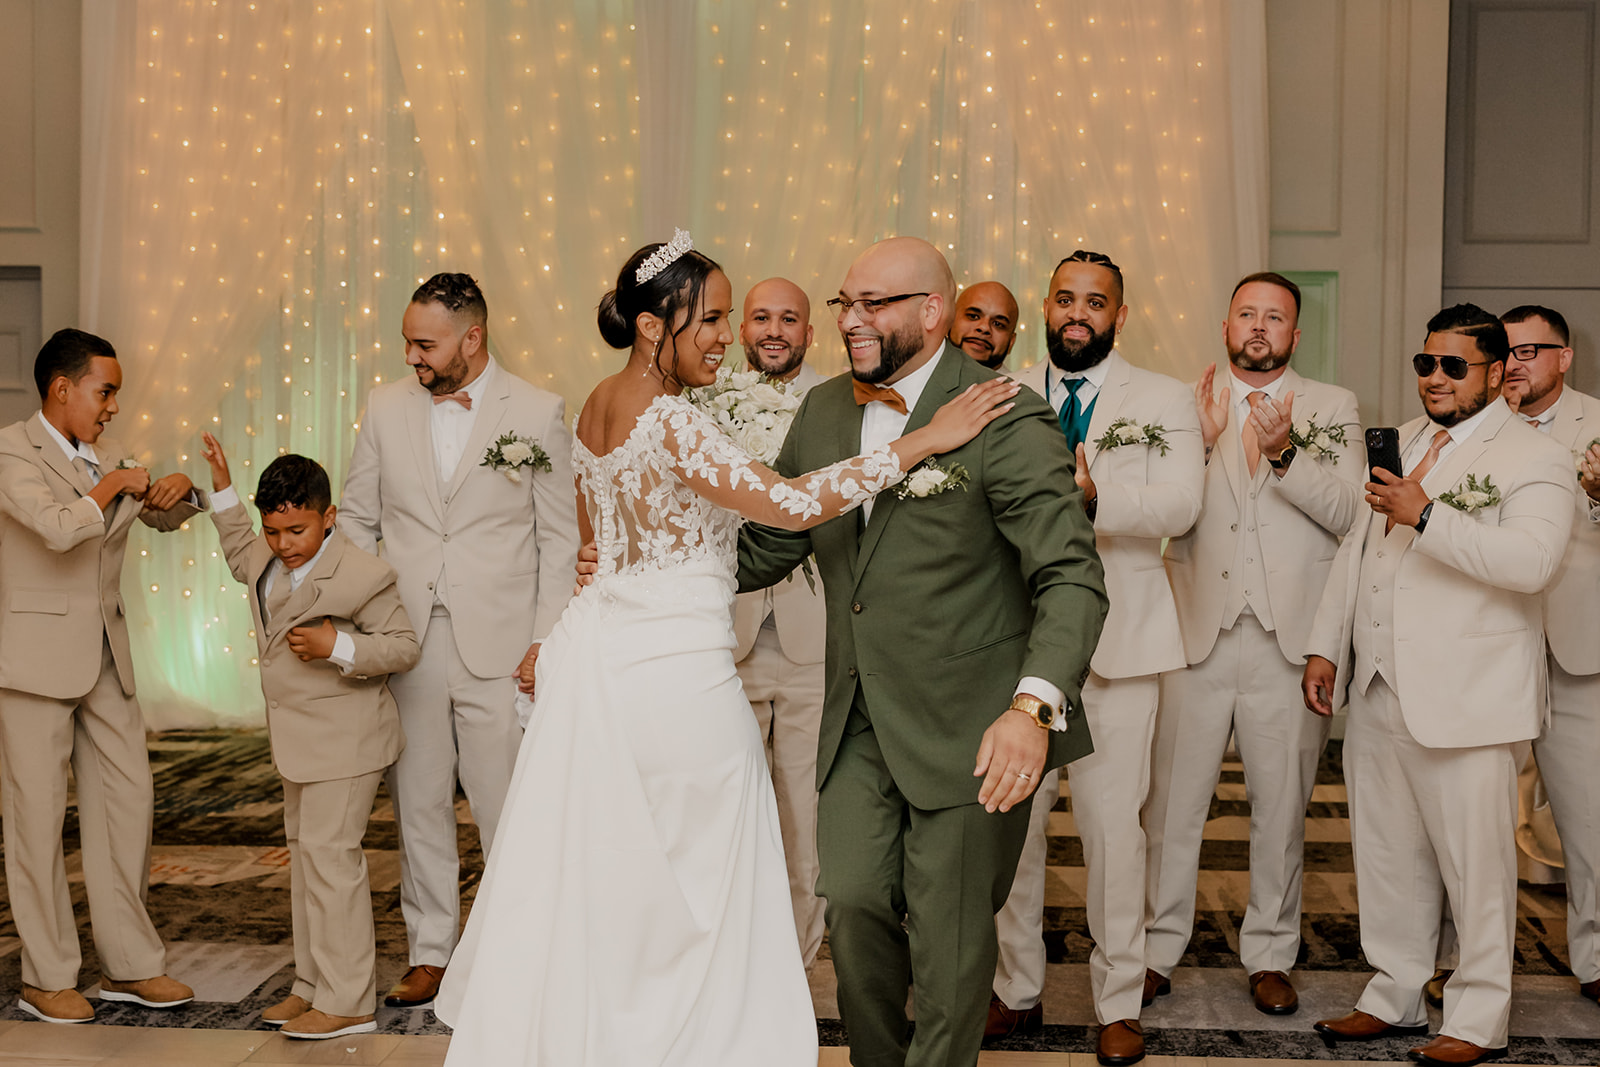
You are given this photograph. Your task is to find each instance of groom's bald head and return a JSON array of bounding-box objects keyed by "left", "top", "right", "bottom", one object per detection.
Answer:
[{"left": 837, "top": 237, "right": 958, "bottom": 385}]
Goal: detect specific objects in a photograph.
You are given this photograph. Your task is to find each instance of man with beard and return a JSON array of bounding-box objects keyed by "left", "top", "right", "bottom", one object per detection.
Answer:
[
  {"left": 736, "top": 236, "right": 1108, "bottom": 1067},
  {"left": 731, "top": 277, "right": 830, "bottom": 966},
  {"left": 1303, "top": 305, "right": 1574, "bottom": 1066},
  {"left": 340, "top": 273, "right": 578, "bottom": 1010},
  {"left": 949, "top": 281, "right": 1020, "bottom": 369},
  {"left": 997, "top": 250, "right": 1202, "bottom": 1064},
  {"left": 1142, "top": 273, "right": 1362, "bottom": 1017}
]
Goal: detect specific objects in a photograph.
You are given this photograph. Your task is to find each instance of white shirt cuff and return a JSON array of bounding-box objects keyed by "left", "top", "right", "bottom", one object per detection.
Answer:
[
  {"left": 329, "top": 630, "right": 357, "bottom": 674},
  {"left": 1015, "top": 676, "right": 1070, "bottom": 732},
  {"left": 211, "top": 485, "right": 242, "bottom": 512}
]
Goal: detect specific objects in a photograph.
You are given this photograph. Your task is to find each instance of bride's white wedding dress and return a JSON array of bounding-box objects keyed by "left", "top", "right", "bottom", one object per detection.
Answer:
[{"left": 434, "top": 393, "right": 904, "bottom": 1066}]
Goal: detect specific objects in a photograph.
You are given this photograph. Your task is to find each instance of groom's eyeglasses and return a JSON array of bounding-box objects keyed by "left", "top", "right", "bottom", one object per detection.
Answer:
[
  {"left": 1412, "top": 353, "right": 1488, "bottom": 380},
  {"left": 827, "top": 292, "right": 931, "bottom": 319}
]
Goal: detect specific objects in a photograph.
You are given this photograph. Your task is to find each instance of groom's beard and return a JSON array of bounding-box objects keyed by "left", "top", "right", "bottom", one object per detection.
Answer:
[
  {"left": 1046, "top": 321, "right": 1116, "bottom": 374},
  {"left": 849, "top": 318, "right": 923, "bottom": 385}
]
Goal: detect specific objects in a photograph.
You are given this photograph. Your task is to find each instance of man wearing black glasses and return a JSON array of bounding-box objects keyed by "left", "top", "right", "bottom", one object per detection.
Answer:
[{"left": 1301, "top": 304, "right": 1576, "bottom": 1066}]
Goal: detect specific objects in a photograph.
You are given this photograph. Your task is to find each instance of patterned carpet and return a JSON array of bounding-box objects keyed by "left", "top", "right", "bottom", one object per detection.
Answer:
[{"left": 1, "top": 729, "right": 1596, "bottom": 1062}]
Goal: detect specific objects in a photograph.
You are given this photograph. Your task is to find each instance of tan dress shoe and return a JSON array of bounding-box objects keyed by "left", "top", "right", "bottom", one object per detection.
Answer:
[
  {"left": 98, "top": 974, "right": 194, "bottom": 1008},
  {"left": 1096, "top": 1019, "right": 1145, "bottom": 1066},
  {"left": 1424, "top": 967, "right": 1454, "bottom": 1009},
  {"left": 1407, "top": 1035, "right": 1507, "bottom": 1066},
  {"left": 261, "top": 993, "right": 312, "bottom": 1026},
  {"left": 983, "top": 993, "right": 1043, "bottom": 1039},
  {"left": 384, "top": 964, "right": 445, "bottom": 1008},
  {"left": 1313, "top": 1009, "right": 1429, "bottom": 1045},
  {"left": 18, "top": 986, "right": 94, "bottom": 1023},
  {"left": 281, "top": 1008, "right": 378, "bottom": 1040},
  {"left": 1248, "top": 970, "right": 1298, "bottom": 1015},
  {"left": 1141, "top": 969, "right": 1170, "bottom": 1007}
]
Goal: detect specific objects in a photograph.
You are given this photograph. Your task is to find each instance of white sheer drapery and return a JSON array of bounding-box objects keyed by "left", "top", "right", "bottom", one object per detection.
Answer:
[{"left": 81, "top": 1, "right": 1265, "bottom": 726}]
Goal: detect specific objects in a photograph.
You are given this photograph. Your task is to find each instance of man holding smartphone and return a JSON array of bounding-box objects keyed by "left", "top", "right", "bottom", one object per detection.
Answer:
[{"left": 1301, "top": 304, "right": 1575, "bottom": 1067}]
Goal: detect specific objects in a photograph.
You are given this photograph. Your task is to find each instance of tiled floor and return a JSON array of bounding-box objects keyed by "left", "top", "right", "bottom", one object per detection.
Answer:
[{"left": 0, "top": 730, "right": 1595, "bottom": 1064}]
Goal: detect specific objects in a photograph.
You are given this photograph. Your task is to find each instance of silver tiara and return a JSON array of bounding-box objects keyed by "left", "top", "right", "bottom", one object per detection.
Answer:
[{"left": 636, "top": 228, "right": 694, "bottom": 284}]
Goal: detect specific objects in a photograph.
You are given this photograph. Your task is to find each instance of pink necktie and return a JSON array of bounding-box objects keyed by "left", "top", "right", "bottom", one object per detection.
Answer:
[
  {"left": 1241, "top": 391, "right": 1266, "bottom": 476},
  {"left": 1387, "top": 429, "right": 1451, "bottom": 534}
]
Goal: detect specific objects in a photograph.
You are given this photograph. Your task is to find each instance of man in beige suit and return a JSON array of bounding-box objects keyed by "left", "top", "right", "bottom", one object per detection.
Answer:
[
  {"left": 1143, "top": 274, "right": 1363, "bottom": 1015},
  {"left": 730, "top": 277, "right": 830, "bottom": 967},
  {"left": 205, "top": 441, "right": 421, "bottom": 1039},
  {"left": 341, "top": 273, "right": 580, "bottom": 1007},
  {"left": 994, "top": 251, "right": 1203, "bottom": 1066},
  {"left": 0, "top": 329, "right": 203, "bottom": 1023},
  {"left": 1303, "top": 305, "right": 1574, "bottom": 1067},
  {"left": 1499, "top": 305, "right": 1600, "bottom": 1004}
]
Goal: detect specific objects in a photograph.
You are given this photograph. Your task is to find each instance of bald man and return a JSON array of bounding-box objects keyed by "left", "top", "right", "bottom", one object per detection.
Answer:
[
  {"left": 732, "top": 278, "right": 830, "bottom": 966},
  {"left": 950, "top": 281, "right": 1021, "bottom": 369},
  {"left": 737, "top": 237, "right": 1107, "bottom": 1067}
]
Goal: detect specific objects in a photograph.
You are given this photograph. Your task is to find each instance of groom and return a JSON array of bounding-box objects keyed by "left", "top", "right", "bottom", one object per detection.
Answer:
[{"left": 737, "top": 237, "right": 1108, "bottom": 1067}]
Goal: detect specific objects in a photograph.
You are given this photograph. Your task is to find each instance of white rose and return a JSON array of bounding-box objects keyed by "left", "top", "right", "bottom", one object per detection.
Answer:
[
  {"left": 1459, "top": 489, "right": 1489, "bottom": 509},
  {"left": 1115, "top": 425, "right": 1142, "bottom": 446},
  {"left": 502, "top": 441, "right": 534, "bottom": 466},
  {"left": 740, "top": 427, "right": 782, "bottom": 464},
  {"left": 907, "top": 468, "right": 948, "bottom": 497}
]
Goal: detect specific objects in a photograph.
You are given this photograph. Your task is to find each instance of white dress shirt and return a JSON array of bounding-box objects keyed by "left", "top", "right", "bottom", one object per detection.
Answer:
[
  {"left": 1521, "top": 391, "right": 1560, "bottom": 434},
  {"left": 431, "top": 359, "right": 495, "bottom": 483}
]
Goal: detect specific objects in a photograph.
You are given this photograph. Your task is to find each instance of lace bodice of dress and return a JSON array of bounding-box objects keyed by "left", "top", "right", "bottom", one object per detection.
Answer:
[{"left": 573, "top": 394, "right": 905, "bottom": 579}]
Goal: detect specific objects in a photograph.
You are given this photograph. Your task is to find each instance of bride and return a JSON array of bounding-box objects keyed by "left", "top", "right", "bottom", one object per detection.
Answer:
[{"left": 432, "top": 232, "right": 1019, "bottom": 1065}]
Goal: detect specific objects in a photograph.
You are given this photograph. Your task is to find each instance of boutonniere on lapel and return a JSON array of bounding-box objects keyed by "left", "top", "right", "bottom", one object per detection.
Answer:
[
  {"left": 116, "top": 458, "right": 144, "bottom": 471},
  {"left": 1287, "top": 417, "right": 1349, "bottom": 463},
  {"left": 1437, "top": 473, "right": 1501, "bottom": 513},
  {"left": 1093, "top": 418, "right": 1171, "bottom": 456},
  {"left": 481, "top": 432, "right": 552, "bottom": 484},
  {"left": 893, "top": 459, "right": 970, "bottom": 500}
]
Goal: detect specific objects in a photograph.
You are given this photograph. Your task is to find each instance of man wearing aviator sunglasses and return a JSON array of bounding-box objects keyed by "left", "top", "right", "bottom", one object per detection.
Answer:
[{"left": 1302, "top": 304, "right": 1576, "bottom": 1066}]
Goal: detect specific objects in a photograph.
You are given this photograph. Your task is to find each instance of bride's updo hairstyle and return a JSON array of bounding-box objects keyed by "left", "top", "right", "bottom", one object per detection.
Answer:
[{"left": 598, "top": 240, "right": 723, "bottom": 385}]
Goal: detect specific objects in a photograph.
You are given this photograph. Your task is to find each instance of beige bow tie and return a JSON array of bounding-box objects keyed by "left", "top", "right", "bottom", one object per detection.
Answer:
[{"left": 433, "top": 391, "right": 472, "bottom": 410}]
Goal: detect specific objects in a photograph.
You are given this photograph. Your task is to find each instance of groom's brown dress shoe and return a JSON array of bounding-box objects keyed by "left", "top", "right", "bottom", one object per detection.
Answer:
[
  {"left": 1407, "top": 1035, "right": 1507, "bottom": 1066},
  {"left": 383, "top": 964, "right": 444, "bottom": 1008},
  {"left": 1580, "top": 978, "right": 1599, "bottom": 1003},
  {"left": 984, "top": 993, "right": 1043, "bottom": 1039},
  {"left": 1424, "top": 967, "right": 1454, "bottom": 1009},
  {"left": 1141, "top": 969, "right": 1170, "bottom": 1007},
  {"left": 1249, "top": 970, "right": 1297, "bottom": 1015},
  {"left": 1096, "top": 1019, "right": 1145, "bottom": 1066},
  {"left": 1313, "top": 1009, "right": 1429, "bottom": 1045}
]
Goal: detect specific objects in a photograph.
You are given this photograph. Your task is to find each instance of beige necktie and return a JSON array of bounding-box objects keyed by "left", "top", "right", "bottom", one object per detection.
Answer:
[
  {"left": 1241, "top": 391, "right": 1266, "bottom": 476},
  {"left": 264, "top": 569, "right": 294, "bottom": 624},
  {"left": 1387, "top": 428, "right": 1451, "bottom": 534},
  {"left": 71, "top": 455, "right": 101, "bottom": 487}
]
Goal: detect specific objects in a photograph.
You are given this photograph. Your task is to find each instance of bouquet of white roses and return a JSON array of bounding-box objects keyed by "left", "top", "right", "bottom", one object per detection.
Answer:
[{"left": 688, "top": 366, "right": 803, "bottom": 464}]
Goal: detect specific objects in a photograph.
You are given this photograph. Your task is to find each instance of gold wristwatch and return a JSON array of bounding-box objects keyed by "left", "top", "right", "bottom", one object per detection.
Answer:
[{"left": 1009, "top": 694, "right": 1056, "bottom": 730}]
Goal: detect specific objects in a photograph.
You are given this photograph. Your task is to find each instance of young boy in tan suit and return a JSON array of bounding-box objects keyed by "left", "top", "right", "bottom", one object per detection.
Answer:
[
  {"left": 201, "top": 433, "right": 420, "bottom": 1040},
  {"left": 0, "top": 329, "right": 203, "bottom": 1023}
]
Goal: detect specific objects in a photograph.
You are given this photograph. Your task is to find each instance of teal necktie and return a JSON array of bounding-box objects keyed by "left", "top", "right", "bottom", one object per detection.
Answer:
[{"left": 1058, "top": 378, "right": 1092, "bottom": 449}]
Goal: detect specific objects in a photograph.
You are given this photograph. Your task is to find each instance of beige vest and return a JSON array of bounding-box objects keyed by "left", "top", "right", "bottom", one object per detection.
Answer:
[
  {"left": 1220, "top": 464, "right": 1276, "bottom": 632},
  {"left": 1352, "top": 509, "right": 1405, "bottom": 693}
]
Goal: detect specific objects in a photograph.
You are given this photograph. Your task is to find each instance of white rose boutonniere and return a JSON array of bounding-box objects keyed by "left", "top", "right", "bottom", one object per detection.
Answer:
[
  {"left": 1093, "top": 417, "right": 1170, "bottom": 456},
  {"left": 893, "top": 459, "right": 970, "bottom": 500},
  {"left": 1287, "top": 417, "right": 1350, "bottom": 463},
  {"left": 1437, "top": 473, "right": 1502, "bottom": 514},
  {"left": 482, "top": 432, "right": 552, "bottom": 484},
  {"left": 116, "top": 458, "right": 145, "bottom": 471}
]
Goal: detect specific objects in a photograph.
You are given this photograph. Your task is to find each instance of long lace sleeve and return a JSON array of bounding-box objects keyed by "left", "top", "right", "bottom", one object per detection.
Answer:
[{"left": 660, "top": 396, "right": 904, "bottom": 530}]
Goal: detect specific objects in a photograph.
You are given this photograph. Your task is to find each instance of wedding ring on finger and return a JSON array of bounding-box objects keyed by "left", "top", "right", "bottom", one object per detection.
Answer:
[{"left": 1017, "top": 772, "right": 1031, "bottom": 782}]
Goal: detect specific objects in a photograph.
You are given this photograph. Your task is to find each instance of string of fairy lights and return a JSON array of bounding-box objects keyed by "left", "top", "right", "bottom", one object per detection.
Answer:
[{"left": 93, "top": 0, "right": 1256, "bottom": 725}]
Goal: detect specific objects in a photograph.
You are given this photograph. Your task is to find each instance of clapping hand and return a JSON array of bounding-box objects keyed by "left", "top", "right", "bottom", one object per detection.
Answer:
[
  {"left": 1195, "top": 362, "right": 1231, "bottom": 451},
  {"left": 1580, "top": 441, "right": 1600, "bottom": 503},
  {"left": 1073, "top": 443, "right": 1097, "bottom": 507},
  {"left": 200, "top": 431, "right": 232, "bottom": 492},
  {"left": 1246, "top": 390, "right": 1295, "bottom": 468},
  {"left": 287, "top": 617, "right": 337, "bottom": 661}
]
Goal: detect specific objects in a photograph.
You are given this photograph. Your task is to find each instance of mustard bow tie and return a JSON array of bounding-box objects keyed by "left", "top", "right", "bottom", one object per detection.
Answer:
[{"left": 852, "top": 378, "right": 908, "bottom": 416}]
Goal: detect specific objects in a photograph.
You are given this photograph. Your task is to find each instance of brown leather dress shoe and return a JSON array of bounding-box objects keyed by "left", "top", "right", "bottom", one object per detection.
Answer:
[
  {"left": 984, "top": 993, "right": 1043, "bottom": 1039},
  {"left": 261, "top": 993, "right": 312, "bottom": 1026},
  {"left": 1424, "top": 967, "right": 1454, "bottom": 1009},
  {"left": 281, "top": 1008, "right": 378, "bottom": 1040},
  {"left": 1141, "top": 968, "right": 1170, "bottom": 1007},
  {"left": 1313, "top": 1009, "right": 1429, "bottom": 1045},
  {"left": 384, "top": 964, "right": 445, "bottom": 1008},
  {"left": 1407, "top": 1035, "right": 1507, "bottom": 1066},
  {"left": 1579, "top": 978, "right": 1599, "bottom": 1003},
  {"left": 1097, "top": 1019, "right": 1145, "bottom": 1066},
  {"left": 98, "top": 974, "right": 194, "bottom": 1008},
  {"left": 1249, "top": 970, "right": 1298, "bottom": 1015},
  {"left": 18, "top": 985, "right": 94, "bottom": 1023}
]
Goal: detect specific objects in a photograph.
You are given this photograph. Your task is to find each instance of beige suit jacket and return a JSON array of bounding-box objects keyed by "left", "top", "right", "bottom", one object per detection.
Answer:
[
  {"left": 1307, "top": 399, "right": 1575, "bottom": 747},
  {"left": 340, "top": 359, "right": 580, "bottom": 679},
  {"left": 1165, "top": 368, "right": 1364, "bottom": 665},
  {"left": 1018, "top": 352, "right": 1202, "bottom": 679},
  {"left": 212, "top": 504, "right": 419, "bottom": 783},
  {"left": 732, "top": 363, "right": 827, "bottom": 664},
  {"left": 0, "top": 413, "right": 203, "bottom": 700},
  {"left": 1542, "top": 387, "right": 1600, "bottom": 675}
]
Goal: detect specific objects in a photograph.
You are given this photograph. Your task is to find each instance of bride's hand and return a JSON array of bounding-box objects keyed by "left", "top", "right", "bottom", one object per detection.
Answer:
[{"left": 914, "top": 377, "right": 1021, "bottom": 456}]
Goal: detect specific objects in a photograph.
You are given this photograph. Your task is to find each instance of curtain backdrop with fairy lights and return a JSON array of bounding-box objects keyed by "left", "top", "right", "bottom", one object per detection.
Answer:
[{"left": 79, "top": 0, "right": 1267, "bottom": 726}]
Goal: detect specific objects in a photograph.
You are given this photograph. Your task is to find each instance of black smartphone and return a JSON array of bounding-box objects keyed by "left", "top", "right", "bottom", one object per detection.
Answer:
[{"left": 1365, "top": 427, "right": 1403, "bottom": 481}]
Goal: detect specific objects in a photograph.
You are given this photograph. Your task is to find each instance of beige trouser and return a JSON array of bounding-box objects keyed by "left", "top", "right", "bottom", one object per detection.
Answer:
[
  {"left": 736, "top": 620, "right": 826, "bottom": 968},
  {"left": 386, "top": 607, "right": 522, "bottom": 967},
  {"left": 1533, "top": 656, "right": 1600, "bottom": 984},
  {"left": 284, "top": 770, "right": 385, "bottom": 1017},
  {"left": 1143, "top": 615, "right": 1328, "bottom": 976},
  {"left": 1346, "top": 676, "right": 1518, "bottom": 1050},
  {"left": 995, "top": 672, "right": 1159, "bottom": 1023},
  {"left": 0, "top": 639, "right": 166, "bottom": 990}
]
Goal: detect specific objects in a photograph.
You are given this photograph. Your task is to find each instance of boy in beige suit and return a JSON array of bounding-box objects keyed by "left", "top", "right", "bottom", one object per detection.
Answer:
[
  {"left": 0, "top": 329, "right": 203, "bottom": 1023},
  {"left": 201, "top": 434, "right": 420, "bottom": 1040}
]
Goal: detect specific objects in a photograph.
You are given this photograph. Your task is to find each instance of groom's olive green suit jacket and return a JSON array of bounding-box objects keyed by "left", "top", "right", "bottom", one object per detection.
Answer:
[{"left": 737, "top": 345, "right": 1108, "bottom": 810}]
